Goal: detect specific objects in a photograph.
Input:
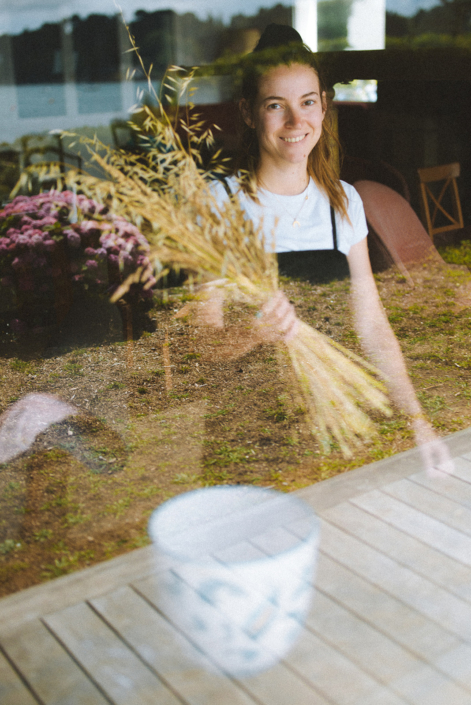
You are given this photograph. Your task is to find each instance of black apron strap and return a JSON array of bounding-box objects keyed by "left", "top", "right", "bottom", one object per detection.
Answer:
[{"left": 330, "top": 205, "right": 338, "bottom": 251}]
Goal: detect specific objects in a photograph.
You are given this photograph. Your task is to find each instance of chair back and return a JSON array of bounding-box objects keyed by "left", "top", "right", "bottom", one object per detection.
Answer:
[{"left": 417, "top": 162, "right": 464, "bottom": 241}]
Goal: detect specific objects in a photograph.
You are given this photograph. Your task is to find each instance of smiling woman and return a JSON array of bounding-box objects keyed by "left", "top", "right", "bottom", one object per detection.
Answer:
[{"left": 208, "top": 24, "right": 454, "bottom": 476}]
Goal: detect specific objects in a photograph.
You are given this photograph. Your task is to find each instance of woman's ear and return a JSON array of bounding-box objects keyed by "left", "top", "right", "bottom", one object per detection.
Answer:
[{"left": 239, "top": 99, "right": 255, "bottom": 128}]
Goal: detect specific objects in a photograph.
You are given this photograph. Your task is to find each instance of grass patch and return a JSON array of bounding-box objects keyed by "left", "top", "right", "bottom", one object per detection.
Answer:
[{"left": 9, "top": 359, "right": 35, "bottom": 374}]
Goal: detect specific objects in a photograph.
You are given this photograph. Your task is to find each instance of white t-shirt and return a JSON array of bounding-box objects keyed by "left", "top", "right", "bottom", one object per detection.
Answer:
[{"left": 211, "top": 175, "right": 368, "bottom": 256}]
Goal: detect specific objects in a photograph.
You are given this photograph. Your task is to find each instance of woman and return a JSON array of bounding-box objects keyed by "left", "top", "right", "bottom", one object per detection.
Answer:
[{"left": 203, "top": 24, "right": 452, "bottom": 475}]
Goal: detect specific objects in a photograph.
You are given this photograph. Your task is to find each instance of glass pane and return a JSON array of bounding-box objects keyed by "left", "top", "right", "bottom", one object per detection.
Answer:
[{"left": 1, "top": 0, "right": 468, "bottom": 602}]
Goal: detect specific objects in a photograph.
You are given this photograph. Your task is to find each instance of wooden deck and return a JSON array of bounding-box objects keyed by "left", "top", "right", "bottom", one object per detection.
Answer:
[{"left": 2, "top": 428, "right": 471, "bottom": 704}]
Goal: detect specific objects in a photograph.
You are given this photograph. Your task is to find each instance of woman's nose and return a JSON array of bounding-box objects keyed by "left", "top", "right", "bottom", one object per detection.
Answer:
[{"left": 285, "top": 106, "right": 303, "bottom": 127}]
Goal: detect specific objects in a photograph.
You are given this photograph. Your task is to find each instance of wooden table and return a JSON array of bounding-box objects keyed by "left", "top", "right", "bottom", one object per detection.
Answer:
[{"left": 2, "top": 428, "right": 471, "bottom": 704}]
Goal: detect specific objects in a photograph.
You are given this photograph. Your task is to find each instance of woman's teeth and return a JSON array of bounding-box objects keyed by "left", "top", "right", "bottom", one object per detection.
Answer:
[{"left": 282, "top": 135, "right": 305, "bottom": 143}]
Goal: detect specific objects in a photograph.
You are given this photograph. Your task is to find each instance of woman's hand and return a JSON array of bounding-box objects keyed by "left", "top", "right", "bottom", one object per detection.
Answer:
[
  {"left": 412, "top": 416, "right": 455, "bottom": 477},
  {"left": 195, "top": 285, "right": 225, "bottom": 328},
  {"left": 175, "top": 280, "right": 226, "bottom": 328},
  {"left": 255, "top": 291, "right": 299, "bottom": 344},
  {"left": 175, "top": 288, "right": 298, "bottom": 361}
]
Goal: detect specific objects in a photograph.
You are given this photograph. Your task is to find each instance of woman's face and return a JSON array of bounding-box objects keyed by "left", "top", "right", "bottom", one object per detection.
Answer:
[{"left": 242, "top": 63, "right": 326, "bottom": 172}]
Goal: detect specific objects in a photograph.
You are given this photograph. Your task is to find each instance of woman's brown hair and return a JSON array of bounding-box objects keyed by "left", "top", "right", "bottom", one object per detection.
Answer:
[{"left": 235, "top": 42, "right": 349, "bottom": 220}]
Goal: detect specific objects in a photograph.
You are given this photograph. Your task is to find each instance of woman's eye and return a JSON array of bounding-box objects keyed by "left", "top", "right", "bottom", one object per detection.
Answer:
[
  {"left": 267, "top": 103, "right": 282, "bottom": 110},
  {"left": 304, "top": 99, "right": 315, "bottom": 106}
]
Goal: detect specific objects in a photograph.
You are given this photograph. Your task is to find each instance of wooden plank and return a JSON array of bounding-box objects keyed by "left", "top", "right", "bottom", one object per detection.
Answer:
[
  {"left": 323, "top": 499, "right": 471, "bottom": 603},
  {"left": 417, "top": 162, "right": 460, "bottom": 183},
  {"left": 383, "top": 478, "right": 471, "bottom": 538},
  {"left": 445, "top": 457, "right": 471, "bottom": 485},
  {"left": 297, "top": 426, "right": 471, "bottom": 514},
  {"left": 237, "top": 665, "right": 330, "bottom": 705},
  {"left": 0, "top": 619, "right": 109, "bottom": 705},
  {"left": 433, "top": 643, "right": 471, "bottom": 691},
  {"left": 316, "top": 552, "right": 460, "bottom": 660},
  {"left": 349, "top": 690, "right": 408, "bottom": 705},
  {"left": 91, "top": 585, "right": 261, "bottom": 705},
  {"left": 0, "top": 545, "right": 163, "bottom": 638},
  {"left": 347, "top": 688, "right": 408, "bottom": 705},
  {"left": 459, "top": 448, "right": 471, "bottom": 464},
  {"left": 389, "top": 662, "right": 471, "bottom": 705},
  {"left": 0, "top": 650, "right": 39, "bottom": 705},
  {"left": 133, "top": 574, "right": 330, "bottom": 705},
  {"left": 306, "top": 590, "right": 422, "bottom": 685},
  {"left": 350, "top": 489, "right": 471, "bottom": 566},
  {"left": 410, "top": 467, "right": 471, "bottom": 507},
  {"left": 296, "top": 445, "right": 425, "bottom": 513},
  {"left": 320, "top": 518, "right": 471, "bottom": 642},
  {"left": 284, "top": 627, "right": 402, "bottom": 705},
  {"left": 434, "top": 426, "right": 471, "bottom": 459},
  {"left": 44, "top": 602, "right": 183, "bottom": 705}
]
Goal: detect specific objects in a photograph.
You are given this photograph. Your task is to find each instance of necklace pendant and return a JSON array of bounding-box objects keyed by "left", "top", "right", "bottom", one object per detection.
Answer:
[{"left": 292, "top": 219, "right": 300, "bottom": 227}]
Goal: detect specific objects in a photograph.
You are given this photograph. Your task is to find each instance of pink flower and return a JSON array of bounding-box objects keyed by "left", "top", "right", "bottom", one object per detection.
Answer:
[
  {"left": 79, "top": 220, "right": 100, "bottom": 233},
  {"left": 34, "top": 216, "right": 56, "bottom": 227},
  {"left": 31, "top": 234, "right": 44, "bottom": 248},
  {"left": 65, "top": 230, "right": 81, "bottom": 248},
  {"left": 1, "top": 191, "right": 154, "bottom": 306},
  {"left": 121, "top": 253, "right": 134, "bottom": 267}
]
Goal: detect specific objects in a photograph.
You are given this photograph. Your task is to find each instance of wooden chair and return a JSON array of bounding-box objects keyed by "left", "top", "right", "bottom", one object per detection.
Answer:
[{"left": 417, "top": 162, "right": 464, "bottom": 242}]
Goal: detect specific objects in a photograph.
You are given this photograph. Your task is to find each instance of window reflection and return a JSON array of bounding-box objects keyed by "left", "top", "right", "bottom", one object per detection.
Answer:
[{"left": 1, "top": 0, "right": 467, "bottom": 146}]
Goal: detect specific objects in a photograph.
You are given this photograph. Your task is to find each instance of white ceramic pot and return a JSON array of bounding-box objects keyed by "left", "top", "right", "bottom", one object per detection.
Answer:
[{"left": 148, "top": 485, "right": 319, "bottom": 677}]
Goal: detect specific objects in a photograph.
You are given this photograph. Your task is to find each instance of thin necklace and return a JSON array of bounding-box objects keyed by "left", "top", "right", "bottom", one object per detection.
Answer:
[
  {"left": 287, "top": 190, "right": 309, "bottom": 227},
  {"left": 259, "top": 178, "right": 310, "bottom": 227}
]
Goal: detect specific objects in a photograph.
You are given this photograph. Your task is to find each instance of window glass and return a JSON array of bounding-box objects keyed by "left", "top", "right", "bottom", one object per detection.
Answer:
[{"left": 1, "top": 0, "right": 470, "bottom": 602}]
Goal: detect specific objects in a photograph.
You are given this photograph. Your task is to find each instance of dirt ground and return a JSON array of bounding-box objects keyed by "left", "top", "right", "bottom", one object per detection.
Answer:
[{"left": 2, "top": 256, "right": 471, "bottom": 597}]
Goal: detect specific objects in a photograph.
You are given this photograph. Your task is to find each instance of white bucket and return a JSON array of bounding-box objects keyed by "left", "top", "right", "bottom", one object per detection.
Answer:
[{"left": 148, "top": 485, "right": 319, "bottom": 677}]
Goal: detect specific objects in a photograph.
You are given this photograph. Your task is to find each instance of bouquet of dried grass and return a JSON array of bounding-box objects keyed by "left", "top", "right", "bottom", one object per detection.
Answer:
[{"left": 22, "top": 62, "right": 390, "bottom": 456}]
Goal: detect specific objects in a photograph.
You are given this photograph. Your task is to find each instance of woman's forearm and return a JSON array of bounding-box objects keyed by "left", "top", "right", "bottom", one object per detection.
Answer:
[{"left": 350, "top": 280, "right": 424, "bottom": 420}]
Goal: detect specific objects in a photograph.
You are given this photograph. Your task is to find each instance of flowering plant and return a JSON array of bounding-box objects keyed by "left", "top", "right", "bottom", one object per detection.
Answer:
[{"left": 0, "top": 190, "right": 155, "bottom": 333}]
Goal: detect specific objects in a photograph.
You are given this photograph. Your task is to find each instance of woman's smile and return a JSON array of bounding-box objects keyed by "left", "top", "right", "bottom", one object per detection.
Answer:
[{"left": 280, "top": 134, "right": 308, "bottom": 143}]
